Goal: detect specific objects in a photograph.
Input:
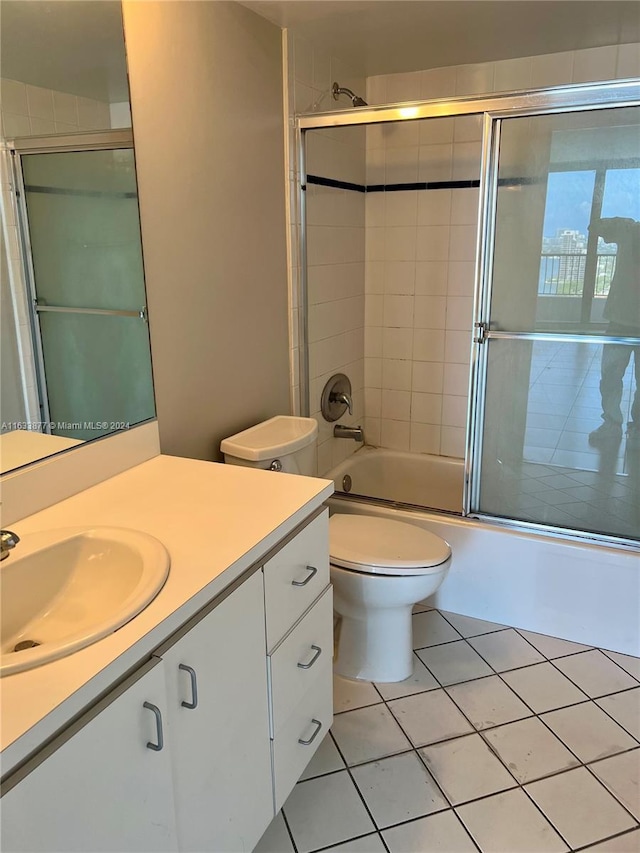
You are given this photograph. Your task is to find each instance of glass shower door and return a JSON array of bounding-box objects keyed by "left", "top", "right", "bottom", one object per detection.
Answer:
[
  {"left": 20, "top": 146, "right": 155, "bottom": 441},
  {"left": 470, "top": 105, "right": 640, "bottom": 543}
]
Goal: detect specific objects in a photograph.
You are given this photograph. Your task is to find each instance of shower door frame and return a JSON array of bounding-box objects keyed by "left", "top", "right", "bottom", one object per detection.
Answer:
[{"left": 296, "top": 79, "right": 640, "bottom": 549}]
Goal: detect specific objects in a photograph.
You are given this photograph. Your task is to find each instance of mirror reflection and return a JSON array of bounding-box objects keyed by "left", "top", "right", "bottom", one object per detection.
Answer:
[{"left": 0, "top": 1, "right": 156, "bottom": 473}]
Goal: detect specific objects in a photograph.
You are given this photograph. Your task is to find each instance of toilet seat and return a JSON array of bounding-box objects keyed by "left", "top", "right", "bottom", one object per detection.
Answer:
[{"left": 329, "top": 514, "right": 451, "bottom": 576}]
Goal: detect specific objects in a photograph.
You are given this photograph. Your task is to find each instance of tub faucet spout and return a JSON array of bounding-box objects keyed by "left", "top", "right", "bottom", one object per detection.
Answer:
[{"left": 334, "top": 424, "right": 364, "bottom": 442}]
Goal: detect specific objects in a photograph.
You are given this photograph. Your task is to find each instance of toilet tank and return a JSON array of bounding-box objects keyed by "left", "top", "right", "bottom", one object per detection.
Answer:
[{"left": 220, "top": 416, "right": 318, "bottom": 475}]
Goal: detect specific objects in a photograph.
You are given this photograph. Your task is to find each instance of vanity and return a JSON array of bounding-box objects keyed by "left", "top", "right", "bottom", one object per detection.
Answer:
[{"left": 0, "top": 436, "right": 334, "bottom": 852}]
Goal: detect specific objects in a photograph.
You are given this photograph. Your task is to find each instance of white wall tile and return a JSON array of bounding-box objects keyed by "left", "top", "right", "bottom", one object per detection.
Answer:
[
  {"left": 366, "top": 75, "right": 387, "bottom": 105},
  {"left": 365, "top": 387, "right": 382, "bottom": 418},
  {"left": 386, "top": 71, "right": 422, "bottom": 103},
  {"left": 416, "top": 226, "right": 450, "bottom": 262},
  {"left": 441, "top": 426, "right": 466, "bottom": 457},
  {"left": 414, "top": 295, "right": 447, "bottom": 329},
  {"left": 451, "top": 141, "right": 482, "bottom": 181},
  {"left": 366, "top": 261, "right": 385, "bottom": 294},
  {"left": 412, "top": 392, "right": 442, "bottom": 425},
  {"left": 617, "top": 43, "right": 640, "bottom": 78},
  {"left": 384, "top": 261, "right": 416, "bottom": 294},
  {"left": 384, "top": 121, "right": 420, "bottom": 149},
  {"left": 445, "top": 330, "right": 472, "bottom": 364},
  {"left": 447, "top": 262, "right": 476, "bottom": 296},
  {"left": 385, "top": 226, "right": 417, "bottom": 261},
  {"left": 449, "top": 225, "right": 477, "bottom": 262},
  {"left": 385, "top": 191, "right": 418, "bottom": 226},
  {"left": 52, "top": 90, "right": 78, "bottom": 125},
  {"left": 494, "top": 57, "right": 533, "bottom": 93},
  {"left": 365, "top": 326, "right": 383, "bottom": 357},
  {"left": 366, "top": 294, "right": 384, "bottom": 327},
  {"left": 531, "top": 51, "right": 574, "bottom": 89},
  {"left": 454, "top": 115, "right": 483, "bottom": 143},
  {"left": 450, "top": 189, "right": 479, "bottom": 225},
  {"left": 294, "top": 35, "right": 314, "bottom": 87},
  {"left": 446, "top": 296, "right": 474, "bottom": 331},
  {"left": 419, "top": 117, "right": 454, "bottom": 145},
  {"left": 420, "top": 67, "right": 457, "bottom": 100},
  {"left": 383, "top": 327, "right": 413, "bottom": 360},
  {"left": 366, "top": 192, "right": 386, "bottom": 226},
  {"left": 382, "top": 389, "right": 411, "bottom": 420},
  {"left": 413, "top": 361, "right": 444, "bottom": 394},
  {"left": 442, "top": 394, "right": 468, "bottom": 427},
  {"left": 384, "top": 294, "right": 414, "bottom": 327},
  {"left": 380, "top": 419, "right": 410, "bottom": 450},
  {"left": 455, "top": 62, "right": 495, "bottom": 96},
  {"left": 385, "top": 146, "right": 419, "bottom": 183},
  {"left": 2, "top": 113, "right": 31, "bottom": 137},
  {"left": 25, "top": 84, "right": 54, "bottom": 120},
  {"left": 29, "top": 117, "right": 56, "bottom": 135},
  {"left": 364, "top": 416, "right": 381, "bottom": 445},
  {"left": 410, "top": 422, "right": 441, "bottom": 454},
  {"left": 572, "top": 45, "right": 618, "bottom": 83},
  {"left": 415, "top": 262, "right": 448, "bottom": 296},
  {"left": 413, "top": 330, "right": 445, "bottom": 362},
  {"left": 418, "top": 144, "right": 453, "bottom": 182},
  {"left": 444, "top": 363, "right": 471, "bottom": 396},
  {"left": 418, "top": 190, "right": 451, "bottom": 225},
  {"left": 382, "top": 359, "right": 413, "bottom": 391}
]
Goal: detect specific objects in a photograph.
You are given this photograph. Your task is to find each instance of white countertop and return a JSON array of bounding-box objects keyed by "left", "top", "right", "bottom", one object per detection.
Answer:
[{"left": 1, "top": 454, "right": 333, "bottom": 776}]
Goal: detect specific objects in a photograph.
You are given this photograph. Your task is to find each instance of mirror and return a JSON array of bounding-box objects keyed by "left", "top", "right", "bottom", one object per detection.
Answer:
[{"left": 0, "top": 1, "right": 156, "bottom": 473}]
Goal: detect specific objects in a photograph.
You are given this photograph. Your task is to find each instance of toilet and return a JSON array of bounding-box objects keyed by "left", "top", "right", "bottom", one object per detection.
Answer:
[{"left": 221, "top": 416, "right": 452, "bottom": 683}]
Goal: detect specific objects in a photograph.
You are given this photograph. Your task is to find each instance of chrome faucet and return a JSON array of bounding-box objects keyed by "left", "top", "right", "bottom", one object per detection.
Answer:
[
  {"left": 330, "top": 391, "right": 352, "bottom": 416},
  {"left": 1, "top": 530, "right": 20, "bottom": 561},
  {"left": 334, "top": 424, "right": 364, "bottom": 442}
]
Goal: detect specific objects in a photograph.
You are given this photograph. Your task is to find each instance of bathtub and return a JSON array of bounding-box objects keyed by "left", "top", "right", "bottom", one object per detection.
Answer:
[
  {"left": 326, "top": 447, "right": 640, "bottom": 657},
  {"left": 328, "top": 446, "right": 464, "bottom": 513}
]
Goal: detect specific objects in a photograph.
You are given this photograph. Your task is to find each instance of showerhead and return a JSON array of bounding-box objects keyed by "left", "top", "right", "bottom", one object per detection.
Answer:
[{"left": 332, "top": 81, "right": 368, "bottom": 108}]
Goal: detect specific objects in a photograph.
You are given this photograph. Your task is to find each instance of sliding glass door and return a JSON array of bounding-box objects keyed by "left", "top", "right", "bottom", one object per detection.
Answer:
[{"left": 469, "top": 105, "right": 640, "bottom": 544}]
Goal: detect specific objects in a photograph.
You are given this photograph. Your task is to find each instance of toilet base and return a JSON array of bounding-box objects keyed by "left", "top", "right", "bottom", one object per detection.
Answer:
[{"left": 334, "top": 606, "right": 415, "bottom": 682}]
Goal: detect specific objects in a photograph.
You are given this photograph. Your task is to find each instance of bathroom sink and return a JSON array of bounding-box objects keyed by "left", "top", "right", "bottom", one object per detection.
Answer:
[{"left": 0, "top": 527, "right": 170, "bottom": 676}]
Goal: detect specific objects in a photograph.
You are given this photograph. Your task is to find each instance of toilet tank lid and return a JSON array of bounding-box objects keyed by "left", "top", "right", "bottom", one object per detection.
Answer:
[
  {"left": 330, "top": 514, "right": 451, "bottom": 569},
  {"left": 220, "top": 416, "right": 318, "bottom": 461}
]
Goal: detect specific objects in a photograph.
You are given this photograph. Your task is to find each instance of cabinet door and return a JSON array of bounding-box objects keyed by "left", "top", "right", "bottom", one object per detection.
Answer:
[
  {"left": 1, "top": 660, "right": 177, "bottom": 852},
  {"left": 161, "top": 570, "right": 273, "bottom": 852}
]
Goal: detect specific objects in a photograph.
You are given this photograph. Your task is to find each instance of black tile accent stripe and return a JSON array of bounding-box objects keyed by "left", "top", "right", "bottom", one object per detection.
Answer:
[
  {"left": 24, "top": 184, "right": 137, "bottom": 199},
  {"left": 305, "top": 174, "right": 538, "bottom": 194}
]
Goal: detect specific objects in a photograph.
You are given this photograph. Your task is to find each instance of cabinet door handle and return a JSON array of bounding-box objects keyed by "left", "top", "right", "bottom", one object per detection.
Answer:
[
  {"left": 178, "top": 663, "right": 199, "bottom": 710},
  {"left": 291, "top": 565, "right": 317, "bottom": 587},
  {"left": 298, "top": 718, "right": 322, "bottom": 746},
  {"left": 143, "top": 701, "right": 164, "bottom": 751},
  {"left": 297, "top": 645, "right": 322, "bottom": 669}
]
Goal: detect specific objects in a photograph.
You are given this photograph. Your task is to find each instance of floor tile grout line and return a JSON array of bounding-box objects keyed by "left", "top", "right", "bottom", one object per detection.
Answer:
[
  {"left": 280, "top": 804, "right": 300, "bottom": 853},
  {"left": 571, "top": 825, "right": 640, "bottom": 853}
]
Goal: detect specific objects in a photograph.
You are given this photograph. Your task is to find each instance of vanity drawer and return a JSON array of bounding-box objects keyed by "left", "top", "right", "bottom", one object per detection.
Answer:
[
  {"left": 268, "top": 586, "right": 332, "bottom": 737},
  {"left": 271, "top": 662, "right": 333, "bottom": 813},
  {"left": 264, "top": 510, "right": 329, "bottom": 650}
]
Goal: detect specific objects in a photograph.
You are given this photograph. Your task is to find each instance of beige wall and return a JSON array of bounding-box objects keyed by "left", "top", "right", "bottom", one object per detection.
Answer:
[{"left": 123, "top": 1, "right": 289, "bottom": 461}]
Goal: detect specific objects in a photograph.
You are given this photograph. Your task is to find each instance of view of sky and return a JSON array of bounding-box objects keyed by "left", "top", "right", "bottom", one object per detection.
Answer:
[{"left": 543, "top": 168, "right": 640, "bottom": 239}]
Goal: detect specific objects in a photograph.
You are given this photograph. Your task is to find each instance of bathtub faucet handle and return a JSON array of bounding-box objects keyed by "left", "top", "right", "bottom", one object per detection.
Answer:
[{"left": 330, "top": 391, "right": 352, "bottom": 415}]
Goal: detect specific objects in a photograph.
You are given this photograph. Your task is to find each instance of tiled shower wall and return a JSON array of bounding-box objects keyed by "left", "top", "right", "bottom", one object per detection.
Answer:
[
  {"left": 284, "top": 32, "right": 367, "bottom": 474},
  {"left": 285, "top": 38, "right": 640, "bottom": 470}
]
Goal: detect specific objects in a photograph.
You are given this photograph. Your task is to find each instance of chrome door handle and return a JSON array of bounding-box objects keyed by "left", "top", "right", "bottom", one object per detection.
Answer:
[
  {"left": 297, "top": 645, "right": 322, "bottom": 669},
  {"left": 291, "top": 565, "right": 317, "bottom": 587},
  {"left": 143, "top": 701, "right": 164, "bottom": 751},
  {"left": 178, "top": 663, "right": 198, "bottom": 709},
  {"left": 298, "top": 718, "right": 322, "bottom": 746}
]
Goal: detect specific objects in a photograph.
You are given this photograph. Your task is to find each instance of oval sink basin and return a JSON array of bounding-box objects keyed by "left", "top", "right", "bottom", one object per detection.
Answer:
[{"left": 0, "top": 527, "right": 170, "bottom": 676}]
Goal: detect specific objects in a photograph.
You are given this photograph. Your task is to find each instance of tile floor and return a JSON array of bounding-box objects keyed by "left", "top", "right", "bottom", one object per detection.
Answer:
[
  {"left": 255, "top": 607, "right": 640, "bottom": 853},
  {"left": 482, "top": 340, "right": 640, "bottom": 540}
]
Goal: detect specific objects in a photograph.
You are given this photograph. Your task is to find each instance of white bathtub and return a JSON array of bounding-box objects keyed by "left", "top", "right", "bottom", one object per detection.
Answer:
[
  {"left": 326, "top": 448, "right": 640, "bottom": 656},
  {"left": 328, "top": 446, "right": 464, "bottom": 513}
]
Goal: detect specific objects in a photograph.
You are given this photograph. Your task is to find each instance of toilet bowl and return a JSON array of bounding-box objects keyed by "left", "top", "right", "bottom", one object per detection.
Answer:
[
  {"left": 221, "top": 416, "right": 452, "bottom": 683},
  {"left": 330, "top": 514, "right": 451, "bottom": 682}
]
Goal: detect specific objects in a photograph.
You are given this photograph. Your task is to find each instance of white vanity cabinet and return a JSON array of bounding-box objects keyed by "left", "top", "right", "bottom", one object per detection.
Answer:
[
  {"left": 158, "top": 569, "right": 273, "bottom": 852},
  {"left": 1, "top": 507, "right": 333, "bottom": 853},
  {"left": 0, "top": 659, "right": 178, "bottom": 852}
]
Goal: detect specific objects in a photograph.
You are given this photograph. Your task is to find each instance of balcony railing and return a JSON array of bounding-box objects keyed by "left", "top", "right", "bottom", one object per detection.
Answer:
[{"left": 538, "top": 253, "right": 616, "bottom": 296}]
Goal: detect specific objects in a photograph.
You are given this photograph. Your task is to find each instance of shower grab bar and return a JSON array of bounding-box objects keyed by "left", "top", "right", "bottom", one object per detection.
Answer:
[{"left": 35, "top": 304, "right": 148, "bottom": 321}]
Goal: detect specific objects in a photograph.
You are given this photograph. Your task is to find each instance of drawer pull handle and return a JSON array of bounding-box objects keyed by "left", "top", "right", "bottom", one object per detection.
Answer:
[
  {"left": 298, "top": 645, "right": 322, "bottom": 669},
  {"left": 292, "top": 565, "right": 317, "bottom": 587},
  {"left": 179, "top": 663, "right": 198, "bottom": 709},
  {"left": 298, "top": 718, "right": 323, "bottom": 746},
  {"left": 143, "top": 701, "right": 164, "bottom": 751}
]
